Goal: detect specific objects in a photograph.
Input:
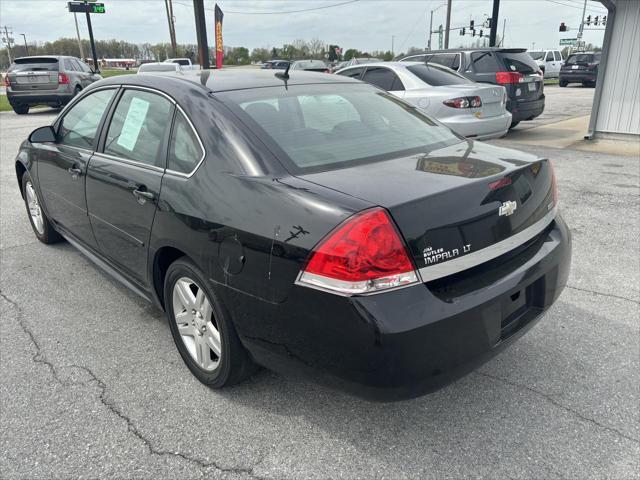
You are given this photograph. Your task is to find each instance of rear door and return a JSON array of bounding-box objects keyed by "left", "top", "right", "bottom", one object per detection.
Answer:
[
  {"left": 37, "top": 87, "right": 118, "bottom": 249},
  {"left": 7, "top": 57, "right": 59, "bottom": 92},
  {"left": 361, "top": 67, "right": 405, "bottom": 97},
  {"left": 86, "top": 87, "right": 174, "bottom": 284},
  {"left": 496, "top": 51, "right": 543, "bottom": 101}
]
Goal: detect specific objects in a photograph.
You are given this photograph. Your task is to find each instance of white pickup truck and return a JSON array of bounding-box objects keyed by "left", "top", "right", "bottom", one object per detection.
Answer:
[{"left": 163, "top": 58, "right": 200, "bottom": 71}]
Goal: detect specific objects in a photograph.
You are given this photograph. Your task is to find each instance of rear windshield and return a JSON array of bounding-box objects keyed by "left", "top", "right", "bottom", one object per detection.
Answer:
[
  {"left": 294, "top": 61, "right": 326, "bottom": 69},
  {"left": 407, "top": 64, "right": 471, "bottom": 86},
  {"left": 140, "top": 64, "right": 178, "bottom": 72},
  {"left": 221, "top": 83, "right": 460, "bottom": 173},
  {"left": 9, "top": 58, "right": 59, "bottom": 72},
  {"left": 497, "top": 52, "right": 539, "bottom": 74},
  {"left": 566, "top": 53, "right": 599, "bottom": 64},
  {"left": 170, "top": 59, "right": 191, "bottom": 66},
  {"left": 528, "top": 51, "right": 545, "bottom": 60}
]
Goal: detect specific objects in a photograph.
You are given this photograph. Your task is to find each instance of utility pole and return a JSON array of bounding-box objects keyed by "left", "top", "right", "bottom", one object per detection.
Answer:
[
  {"left": 577, "top": 0, "right": 587, "bottom": 50},
  {"left": 428, "top": 4, "right": 447, "bottom": 51},
  {"left": 165, "top": 0, "right": 177, "bottom": 56},
  {"left": 391, "top": 35, "right": 395, "bottom": 56},
  {"left": 501, "top": 18, "right": 506, "bottom": 47},
  {"left": 73, "top": 12, "right": 85, "bottom": 60},
  {"left": 193, "top": 0, "right": 210, "bottom": 69},
  {"left": 84, "top": 1, "right": 99, "bottom": 72},
  {"left": 2, "top": 26, "right": 13, "bottom": 63},
  {"left": 489, "top": 0, "right": 500, "bottom": 47},
  {"left": 444, "top": 0, "right": 452, "bottom": 48},
  {"left": 20, "top": 33, "right": 28, "bottom": 56}
]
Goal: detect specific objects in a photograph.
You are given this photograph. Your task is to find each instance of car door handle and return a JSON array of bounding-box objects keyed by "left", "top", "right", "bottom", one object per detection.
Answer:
[
  {"left": 133, "top": 188, "right": 155, "bottom": 202},
  {"left": 68, "top": 167, "right": 82, "bottom": 176}
]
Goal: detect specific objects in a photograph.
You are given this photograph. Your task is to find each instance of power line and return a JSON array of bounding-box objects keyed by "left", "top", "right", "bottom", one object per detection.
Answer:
[
  {"left": 174, "top": 0, "right": 360, "bottom": 15},
  {"left": 395, "top": 5, "right": 431, "bottom": 54},
  {"left": 541, "top": 0, "right": 607, "bottom": 13}
]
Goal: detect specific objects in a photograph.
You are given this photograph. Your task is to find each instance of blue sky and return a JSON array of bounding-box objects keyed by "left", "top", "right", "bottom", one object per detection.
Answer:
[{"left": 1, "top": 0, "right": 608, "bottom": 53}]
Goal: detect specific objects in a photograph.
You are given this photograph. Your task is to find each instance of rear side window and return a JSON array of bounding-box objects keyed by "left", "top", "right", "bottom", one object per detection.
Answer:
[
  {"left": 497, "top": 52, "right": 539, "bottom": 74},
  {"left": 470, "top": 51, "right": 499, "bottom": 73},
  {"left": 362, "top": 67, "right": 402, "bottom": 91},
  {"left": 337, "top": 67, "right": 364, "bottom": 79},
  {"left": 430, "top": 53, "right": 460, "bottom": 70},
  {"left": 554, "top": 51, "right": 563, "bottom": 61},
  {"left": 545, "top": 52, "right": 554, "bottom": 61},
  {"left": 63, "top": 59, "right": 76, "bottom": 71},
  {"left": 58, "top": 89, "right": 116, "bottom": 149},
  {"left": 9, "top": 58, "right": 59, "bottom": 72},
  {"left": 407, "top": 64, "right": 471, "bottom": 86},
  {"left": 168, "top": 110, "right": 204, "bottom": 174},
  {"left": 104, "top": 89, "right": 173, "bottom": 167}
]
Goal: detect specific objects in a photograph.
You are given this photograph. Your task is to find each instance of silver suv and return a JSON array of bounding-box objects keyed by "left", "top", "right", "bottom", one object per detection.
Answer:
[{"left": 5, "top": 56, "right": 102, "bottom": 114}]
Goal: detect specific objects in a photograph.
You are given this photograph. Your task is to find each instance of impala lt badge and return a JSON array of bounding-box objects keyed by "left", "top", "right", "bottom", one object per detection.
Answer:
[{"left": 499, "top": 200, "right": 517, "bottom": 217}]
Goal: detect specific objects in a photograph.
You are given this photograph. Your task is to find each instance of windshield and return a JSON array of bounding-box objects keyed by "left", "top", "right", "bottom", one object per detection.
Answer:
[
  {"left": 497, "top": 52, "right": 539, "bottom": 74},
  {"left": 9, "top": 58, "right": 58, "bottom": 72},
  {"left": 293, "top": 61, "right": 326, "bottom": 69},
  {"left": 221, "top": 83, "right": 460, "bottom": 173},
  {"left": 528, "top": 51, "right": 545, "bottom": 60},
  {"left": 407, "top": 63, "right": 471, "bottom": 86}
]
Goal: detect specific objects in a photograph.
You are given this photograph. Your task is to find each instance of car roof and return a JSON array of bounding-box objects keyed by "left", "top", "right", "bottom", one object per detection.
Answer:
[
  {"left": 396, "top": 47, "right": 527, "bottom": 58},
  {"left": 95, "top": 68, "right": 360, "bottom": 94}
]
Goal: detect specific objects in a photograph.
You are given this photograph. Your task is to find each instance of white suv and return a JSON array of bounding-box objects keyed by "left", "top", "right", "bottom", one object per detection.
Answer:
[{"left": 528, "top": 49, "right": 564, "bottom": 78}]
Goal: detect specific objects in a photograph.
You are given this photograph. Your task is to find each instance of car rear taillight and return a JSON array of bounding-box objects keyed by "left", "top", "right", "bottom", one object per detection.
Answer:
[
  {"left": 587, "top": 62, "right": 598, "bottom": 69},
  {"left": 297, "top": 208, "right": 419, "bottom": 295},
  {"left": 549, "top": 160, "right": 559, "bottom": 207},
  {"left": 443, "top": 96, "right": 482, "bottom": 109},
  {"left": 495, "top": 71, "right": 524, "bottom": 84},
  {"left": 58, "top": 73, "right": 70, "bottom": 84},
  {"left": 3, "top": 75, "right": 9, "bottom": 87}
]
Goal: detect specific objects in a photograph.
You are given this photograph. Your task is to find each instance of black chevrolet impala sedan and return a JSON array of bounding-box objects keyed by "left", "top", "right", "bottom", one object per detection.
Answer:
[{"left": 15, "top": 70, "right": 571, "bottom": 400}]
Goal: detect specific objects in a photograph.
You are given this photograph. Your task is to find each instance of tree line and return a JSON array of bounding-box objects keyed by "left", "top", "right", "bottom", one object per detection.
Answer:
[{"left": 1, "top": 36, "right": 396, "bottom": 68}]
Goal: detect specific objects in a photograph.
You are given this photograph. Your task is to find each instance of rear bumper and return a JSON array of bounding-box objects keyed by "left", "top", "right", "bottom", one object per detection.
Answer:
[
  {"left": 222, "top": 213, "right": 572, "bottom": 401},
  {"left": 7, "top": 86, "right": 74, "bottom": 106},
  {"left": 507, "top": 95, "right": 545, "bottom": 123},
  {"left": 443, "top": 111, "right": 512, "bottom": 140},
  {"left": 559, "top": 71, "right": 597, "bottom": 83}
]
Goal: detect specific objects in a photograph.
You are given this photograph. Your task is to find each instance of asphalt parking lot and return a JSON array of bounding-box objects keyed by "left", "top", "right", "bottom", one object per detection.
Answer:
[{"left": 1, "top": 87, "right": 638, "bottom": 479}]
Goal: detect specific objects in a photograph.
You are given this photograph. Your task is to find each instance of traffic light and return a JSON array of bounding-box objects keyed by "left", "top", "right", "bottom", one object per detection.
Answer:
[
  {"left": 470, "top": 20, "right": 475, "bottom": 28},
  {"left": 479, "top": 30, "right": 484, "bottom": 37},
  {"left": 460, "top": 27, "right": 466, "bottom": 36},
  {"left": 586, "top": 15, "right": 591, "bottom": 25},
  {"left": 602, "top": 15, "right": 607, "bottom": 25},
  {"left": 559, "top": 22, "right": 567, "bottom": 32},
  {"left": 472, "top": 28, "right": 476, "bottom": 37},
  {"left": 594, "top": 16, "right": 599, "bottom": 25}
]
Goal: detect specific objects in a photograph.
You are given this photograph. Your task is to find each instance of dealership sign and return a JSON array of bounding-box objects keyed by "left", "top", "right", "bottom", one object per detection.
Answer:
[{"left": 67, "top": 2, "right": 105, "bottom": 14}]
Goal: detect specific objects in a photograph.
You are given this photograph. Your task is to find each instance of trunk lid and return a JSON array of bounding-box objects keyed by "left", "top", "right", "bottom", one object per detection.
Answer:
[
  {"left": 297, "top": 140, "right": 555, "bottom": 275},
  {"left": 495, "top": 51, "right": 544, "bottom": 102},
  {"left": 429, "top": 84, "right": 506, "bottom": 118},
  {"left": 8, "top": 57, "right": 59, "bottom": 91}
]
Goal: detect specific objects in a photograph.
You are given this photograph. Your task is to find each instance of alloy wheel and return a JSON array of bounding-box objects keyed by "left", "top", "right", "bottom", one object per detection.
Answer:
[
  {"left": 25, "top": 181, "right": 44, "bottom": 234},
  {"left": 172, "top": 277, "right": 221, "bottom": 371}
]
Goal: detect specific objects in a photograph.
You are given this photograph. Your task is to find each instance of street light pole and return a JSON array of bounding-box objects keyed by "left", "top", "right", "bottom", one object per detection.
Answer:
[
  {"left": 577, "top": 0, "right": 587, "bottom": 50},
  {"left": 428, "top": 4, "right": 447, "bottom": 51},
  {"left": 391, "top": 35, "right": 395, "bottom": 56},
  {"left": 444, "top": 0, "right": 452, "bottom": 48},
  {"left": 20, "top": 33, "right": 28, "bottom": 56},
  {"left": 73, "top": 12, "right": 85, "bottom": 61}
]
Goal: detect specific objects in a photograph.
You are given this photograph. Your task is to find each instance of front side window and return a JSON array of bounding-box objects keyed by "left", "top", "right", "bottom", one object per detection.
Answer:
[
  {"left": 58, "top": 89, "right": 116, "bottom": 149},
  {"left": 554, "top": 51, "right": 563, "bottom": 61},
  {"left": 223, "top": 83, "right": 460, "bottom": 173},
  {"left": 168, "top": 110, "right": 204, "bottom": 174},
  {"left": 104, "top": 89, "right": 173, "bottom": 167}
]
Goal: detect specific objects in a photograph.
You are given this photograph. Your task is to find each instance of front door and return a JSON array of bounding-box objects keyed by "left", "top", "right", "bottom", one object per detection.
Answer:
[
  {"left": 37, "top": 87, "right": 117, "bottom": 249},
  {"left": 86, "top": 87, "right": 174, "bottom": 285}
]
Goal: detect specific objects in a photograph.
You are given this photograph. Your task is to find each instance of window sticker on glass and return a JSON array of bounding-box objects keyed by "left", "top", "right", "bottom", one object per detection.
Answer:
[{"left": 117, "top": 97, "right": 150, "bottom": 151}]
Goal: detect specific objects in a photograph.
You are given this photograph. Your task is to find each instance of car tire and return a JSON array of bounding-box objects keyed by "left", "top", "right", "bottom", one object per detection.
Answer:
[
  {"left": 164, "top": 258, "right": 256, "bottom": 388},
  {"left": 559, "top": 80, "right": 568, "bottom": 87},
  {"left": 509, "top": 121, "right": 520, "bottom": 129},
  {"left": 13, "top": 104, "right": 29, "bottom": 115},
  {"left": 21, "top": 171, "right": 62, "bottom": 244}
]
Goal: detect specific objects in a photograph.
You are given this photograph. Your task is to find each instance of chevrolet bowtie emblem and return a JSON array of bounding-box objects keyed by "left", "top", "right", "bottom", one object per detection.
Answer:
[{"left": 499, "top": 200, "right": 517, "bottom": 216}]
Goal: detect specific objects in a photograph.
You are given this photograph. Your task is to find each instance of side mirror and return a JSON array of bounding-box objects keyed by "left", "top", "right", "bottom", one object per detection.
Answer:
[{"left": 29, "top": 126, "right": 57, "bottom": 144}]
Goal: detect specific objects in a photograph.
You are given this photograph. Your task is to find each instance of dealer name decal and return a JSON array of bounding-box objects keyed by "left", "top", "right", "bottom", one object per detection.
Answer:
[{"left": 423, "top": 244, "right": 472, "bottom": 265}]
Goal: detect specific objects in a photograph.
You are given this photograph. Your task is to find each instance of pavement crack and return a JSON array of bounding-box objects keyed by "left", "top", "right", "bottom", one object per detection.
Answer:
[
  {"left": 0, "top": 291, "right": 267, "bottom": 479},
  {"left": 566, "top": 285, "right": 640, "bottom": 304},
  {"left": 475, "top": 371, "right": 640, "bottom": 445}
]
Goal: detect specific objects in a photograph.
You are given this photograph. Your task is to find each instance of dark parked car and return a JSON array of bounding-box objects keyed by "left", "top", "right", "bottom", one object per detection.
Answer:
[
  {"left": 4, "top": 55, "right": 102, "bottom": 114},
  {"left": 261, "top": 60, "right": 290, "bottom": 70},
  {"left": 559, "top": 52, "right": 601, "bottom": 87},
  {"left": 16, "top": 71, "right": 571, "bottom": 400},
  {"left": 397, "top": 48, "right": 545, "bottom": 128}
]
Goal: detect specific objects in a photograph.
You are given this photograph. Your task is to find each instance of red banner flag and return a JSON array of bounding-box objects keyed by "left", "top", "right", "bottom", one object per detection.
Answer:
[{"left": 214, "top": 4, "right": 224, "bottom": 69}]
